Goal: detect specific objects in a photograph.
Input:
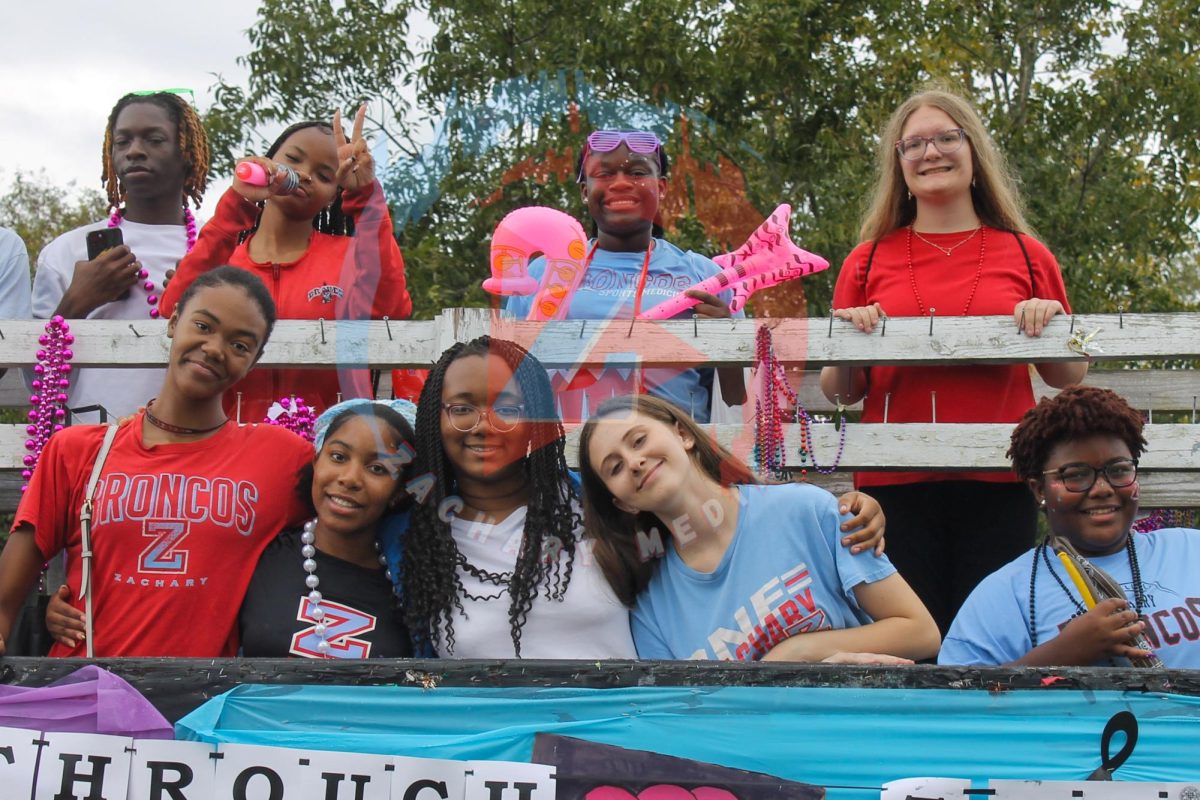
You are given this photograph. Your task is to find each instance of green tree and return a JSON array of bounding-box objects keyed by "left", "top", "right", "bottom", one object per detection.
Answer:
[
  {"left": 0, "top": 170, "right": 108, "bottom": 265},
  {"left": 206, "top": 0, "right": 1200, "bottom": 317}
]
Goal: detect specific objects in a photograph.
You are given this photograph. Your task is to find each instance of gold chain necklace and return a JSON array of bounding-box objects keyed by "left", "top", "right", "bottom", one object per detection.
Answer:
[{"left": 911, "top": 225, "right": 981, "bottom": 257}]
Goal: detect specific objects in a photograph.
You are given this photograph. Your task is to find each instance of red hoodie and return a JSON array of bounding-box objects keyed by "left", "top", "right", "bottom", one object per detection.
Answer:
[{"left": 161, "top": 181, "right": 412, "bottom": 420}]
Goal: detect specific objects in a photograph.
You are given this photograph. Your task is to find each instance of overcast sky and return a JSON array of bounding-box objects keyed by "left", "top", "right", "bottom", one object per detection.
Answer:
[{"left": 0, "top": 1, "right": 263, "bottom": 219}]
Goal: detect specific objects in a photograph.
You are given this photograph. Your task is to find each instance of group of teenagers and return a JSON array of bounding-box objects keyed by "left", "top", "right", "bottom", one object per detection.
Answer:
[{"left": 0, "top": 83, "right": 1195, "bottom": 670}]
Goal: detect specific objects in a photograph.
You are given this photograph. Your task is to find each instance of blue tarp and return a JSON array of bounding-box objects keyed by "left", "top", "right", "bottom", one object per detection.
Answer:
[{"left": 176, "top": 684, "right": 1200, "bottom": 799}]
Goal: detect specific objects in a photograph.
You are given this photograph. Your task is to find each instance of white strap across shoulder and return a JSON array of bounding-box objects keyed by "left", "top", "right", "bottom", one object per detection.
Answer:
[{"left": 78, "top": 423, "right": 119, "bottom": 658}]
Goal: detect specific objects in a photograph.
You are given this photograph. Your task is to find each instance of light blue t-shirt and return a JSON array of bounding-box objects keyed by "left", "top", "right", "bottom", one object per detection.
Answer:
[
  {"left": 632, "top": 483, "right": 897, "bottom": 660},
  {"left": 505, "top": 238, "right": 741, "bottom": 423},
  {"left": 939, "top": 528, "right": 1200, "bottom": 668}
]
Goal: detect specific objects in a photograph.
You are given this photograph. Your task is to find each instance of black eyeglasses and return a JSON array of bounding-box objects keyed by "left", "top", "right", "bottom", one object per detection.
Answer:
[
  {"left": 1042, "top": 459, "right": 1138, "bottom": 493},
  {"left": 895, "top": 128, "right": 968, "bottom": 161},
  {"left": 441, "top": 402, "right": 524, "bottom": 432}
]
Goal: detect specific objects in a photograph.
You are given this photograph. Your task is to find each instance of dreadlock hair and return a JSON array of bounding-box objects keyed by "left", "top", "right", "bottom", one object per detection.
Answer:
[
  {"left": 238, "top": 121, "right": 354, "bottom": 243},
  {"left": 578, "top": 394, "right": 759, "bottom": 607},
  {"left": 102, "top": 92, "right": 210, "bottom": 212},
  {"left": 575, "top": 133, "right": 670, "bottom": 240},
  {"left": 401, "top": 336, "right": 580, "bottom": 656},
  {"left": 1007, "top": 385, "right": 1147, "bottom": 483}
]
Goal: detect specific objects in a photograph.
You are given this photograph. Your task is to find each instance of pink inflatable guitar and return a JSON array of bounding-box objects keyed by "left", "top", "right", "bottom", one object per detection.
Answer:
[
  {"left": 483, "top": 206, "right": 588, "bottom": 321},
  {"left": 637, "top": 204, "right": 829, "bottom": 319}
]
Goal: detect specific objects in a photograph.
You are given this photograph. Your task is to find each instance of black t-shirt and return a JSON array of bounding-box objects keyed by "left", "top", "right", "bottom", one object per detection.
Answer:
[{"left": 239, "top": 528, "right": 412, "bottom": 658}]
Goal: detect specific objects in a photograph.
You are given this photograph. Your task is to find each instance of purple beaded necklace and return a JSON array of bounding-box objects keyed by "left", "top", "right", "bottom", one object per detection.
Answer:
[{"left": 753, "top": 326, "right": 847, "bottom": 479}]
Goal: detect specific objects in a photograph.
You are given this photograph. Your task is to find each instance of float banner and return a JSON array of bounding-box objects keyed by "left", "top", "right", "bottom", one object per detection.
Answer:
[
  {"left": 176, "top": 685, "right": 1200, "bottom": 799},
  {"left": 0, "top": 726, "right": 555, "bottom": 800}
]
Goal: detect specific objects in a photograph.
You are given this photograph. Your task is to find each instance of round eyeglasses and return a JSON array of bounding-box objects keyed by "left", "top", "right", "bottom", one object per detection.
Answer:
[
  {"left": 441, "top": 402, "right": 524, "bottom": 433},
  {"left": 895, "top": 128, "right": 968, "bottom": 161},
  {"left": 1042, "top": 459, "right": 1137, "bottom": 493}
]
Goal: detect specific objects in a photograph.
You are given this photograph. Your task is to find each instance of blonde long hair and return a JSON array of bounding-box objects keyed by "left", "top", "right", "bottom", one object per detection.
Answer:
[{"left": 859, "top": 87, "right": 1032, "bottom": 242}]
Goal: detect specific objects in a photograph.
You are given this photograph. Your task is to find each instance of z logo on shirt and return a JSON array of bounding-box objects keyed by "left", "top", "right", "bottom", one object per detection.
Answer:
[
  {"left": 138, "top": 520, "right": 191, "bottom": 574},
  {"left": 291, "top": 597, "right": 377, "bottom": 659}
]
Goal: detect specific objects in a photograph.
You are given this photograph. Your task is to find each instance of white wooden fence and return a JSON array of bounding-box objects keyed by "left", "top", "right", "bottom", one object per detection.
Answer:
[{"left": 1, "top": 309, "right": 1197, "bottom": 508}]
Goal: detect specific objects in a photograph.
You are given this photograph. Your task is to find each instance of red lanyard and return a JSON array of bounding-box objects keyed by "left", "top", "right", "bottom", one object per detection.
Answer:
[{"left": 582, "top": 240, "right": 654, "bottom": 318}]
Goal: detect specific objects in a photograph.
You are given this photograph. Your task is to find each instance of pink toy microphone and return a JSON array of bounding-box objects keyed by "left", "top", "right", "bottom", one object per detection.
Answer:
[{"left": 234, "top": 161, "right": 301, "bottom": 195}]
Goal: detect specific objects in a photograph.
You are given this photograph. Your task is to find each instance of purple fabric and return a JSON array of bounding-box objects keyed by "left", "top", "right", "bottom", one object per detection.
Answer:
[{"left": 0, "top": 665, "right": 171, "bottom": 738}]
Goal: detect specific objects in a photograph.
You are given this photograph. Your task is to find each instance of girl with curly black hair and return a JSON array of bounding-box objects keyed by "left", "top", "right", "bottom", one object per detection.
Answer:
[
  {"left": 940, "top": 385, "right": 1200, "bottom": 667},
  {"left": 401, "top": 336, "right": 635, "bottom": 657}
]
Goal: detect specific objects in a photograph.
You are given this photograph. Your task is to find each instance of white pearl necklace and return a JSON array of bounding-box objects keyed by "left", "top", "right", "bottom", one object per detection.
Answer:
[{"left": 300, "top": 518, "right": 388, "bottom": 657}]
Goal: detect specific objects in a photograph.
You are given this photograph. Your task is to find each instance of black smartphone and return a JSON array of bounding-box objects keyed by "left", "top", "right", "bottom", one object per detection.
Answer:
[{"left": 85, "top": 227, "right": 123, "bottom": 260}]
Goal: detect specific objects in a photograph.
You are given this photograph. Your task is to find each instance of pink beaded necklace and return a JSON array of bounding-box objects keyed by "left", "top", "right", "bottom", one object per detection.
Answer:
[
  {"left": 22, "top": 316, "right": 74, "bottom": 492},
  {"left": 107, "top": 206, "right": 198, "bottom": 318}
]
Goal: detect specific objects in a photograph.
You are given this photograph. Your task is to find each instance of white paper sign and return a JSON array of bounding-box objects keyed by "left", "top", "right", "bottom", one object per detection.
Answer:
[
  {"left": 291, "top": 748, "right": 394, "bottom": 800},
  {"left": 0, "top": 725, "right": 41, "bottom": 797},
  {"left": 990, "top": 780, "right": 1200, "bottom": 799},
  {"left": 126, "top": 739, "right": 217, "bottom": 800},
  {"left": 212, "top": 742, "right": 303, "bottom": 800},
  {"left": 391, "top": 756, "right": 467, "bottom": 800},
  {"left": 880, "top": 776, "right": 971, "bottom": 799},
  {"left": 34, "top": 731, "right": 132, "bottom": 800},
  {"left": 464, "top": 761, "right": 555, "bottom": 800}
]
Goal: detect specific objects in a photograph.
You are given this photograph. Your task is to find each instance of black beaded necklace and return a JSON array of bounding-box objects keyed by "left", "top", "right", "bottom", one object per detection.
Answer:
[{"left": 1027, "top": 534, "right": 1145, "bottom": 647}]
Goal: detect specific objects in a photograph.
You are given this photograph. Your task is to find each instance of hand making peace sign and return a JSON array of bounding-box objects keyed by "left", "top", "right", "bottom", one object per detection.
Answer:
[{"left": 333, "top": 103, "right": 374, "bottom": 193}]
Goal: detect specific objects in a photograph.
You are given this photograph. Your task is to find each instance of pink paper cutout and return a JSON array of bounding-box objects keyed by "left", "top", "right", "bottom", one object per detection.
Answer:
[
  {"left": 637, "top": 204, "right": 829, "bottom": 320},
  {"left": 585, "top": 787, "right": 740, "bottom": 800},
  {"left": 483, "top": 206, "right": 588, "bottom": 320}
]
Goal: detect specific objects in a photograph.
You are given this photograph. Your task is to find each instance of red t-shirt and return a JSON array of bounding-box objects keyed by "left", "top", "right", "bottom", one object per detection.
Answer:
[
  {"left": 831, "top": 226, "right": 1071, "bottom": 487},
  {"left": 160, "top": 182, "right": 412, "bottom": 420},
  {"left": 15, "top": 414, "right": 313, "bottom": 657}
]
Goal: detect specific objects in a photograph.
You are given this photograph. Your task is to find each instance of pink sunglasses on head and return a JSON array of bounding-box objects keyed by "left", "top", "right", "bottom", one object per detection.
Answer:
[{"left": 585, "top": 130, "right": 662, "bottom": 154}]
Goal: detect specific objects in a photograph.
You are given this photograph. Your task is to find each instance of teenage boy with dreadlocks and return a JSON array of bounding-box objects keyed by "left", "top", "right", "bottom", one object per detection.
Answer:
[{"left": 33, "top": 91, "right": 209, "bottom": 421}]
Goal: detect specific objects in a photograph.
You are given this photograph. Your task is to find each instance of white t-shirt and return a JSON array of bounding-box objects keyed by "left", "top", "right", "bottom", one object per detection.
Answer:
[
  {"left": 33, "top": 218, "right": 193, "bottom": 422},
  {"left": 444, "top": 505, "right": 636, "bottom": 659}
]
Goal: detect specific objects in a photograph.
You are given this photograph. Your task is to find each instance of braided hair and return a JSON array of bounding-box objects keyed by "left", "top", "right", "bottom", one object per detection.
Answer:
[
  {"left": 102, "top": 92, "right": 210, "bottom": 212},
  {"left": 238, "top": 121, "right": 353, "bottom": 243},
  {"left": 402, "top": 336, "right": 579, "bottom": 656}
]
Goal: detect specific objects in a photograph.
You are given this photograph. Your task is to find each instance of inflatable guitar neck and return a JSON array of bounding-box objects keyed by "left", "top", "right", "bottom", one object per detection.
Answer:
[
  {"left": 637, "top": 204, "right": 829, "bottom": 320},
  {"left": 483, "top": 206, "right": 589, "bottom": 321}
]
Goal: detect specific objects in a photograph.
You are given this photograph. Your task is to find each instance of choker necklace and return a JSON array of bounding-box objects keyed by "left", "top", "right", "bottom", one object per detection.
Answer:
[
  {"left": 906, "top": 225, "right": 986, "bottom": 316},
  {"left": 911, "top": 225, "right": 981, "bottom": 257},
  {"left": 144, "top": 399, "right": 229, "bottom": 435},
  {"left": 300, "top": 518, "right": 388, "bottom": 658},
  {"left": 108, "top": 207, "right": 198, "bottom": 319}
]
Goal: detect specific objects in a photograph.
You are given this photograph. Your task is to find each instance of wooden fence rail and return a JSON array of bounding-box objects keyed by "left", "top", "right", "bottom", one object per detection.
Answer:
[{"left": 0, "top": 311, "right": 1197, "bottom": 508}]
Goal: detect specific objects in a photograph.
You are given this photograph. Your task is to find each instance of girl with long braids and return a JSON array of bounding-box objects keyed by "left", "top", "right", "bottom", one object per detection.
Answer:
[
  {"left": 34, "top": 91, "right": 210, "bottom": 421},
  {"left": 160, "top": 105, "right": 412, "bottom": 421},
  {"left": 940, "top": 386, "right": 1200, "bottom": 667},
  {"left": 401, "top": 335, "right": 636, "bottom": 658}
]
